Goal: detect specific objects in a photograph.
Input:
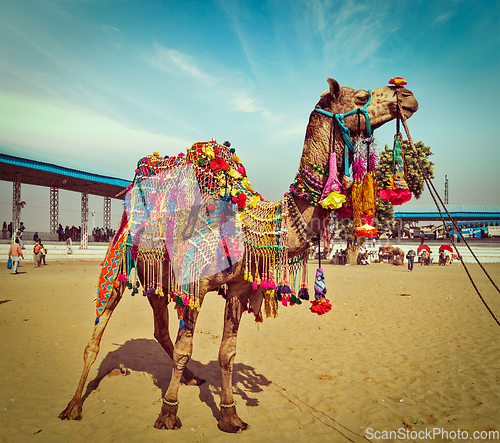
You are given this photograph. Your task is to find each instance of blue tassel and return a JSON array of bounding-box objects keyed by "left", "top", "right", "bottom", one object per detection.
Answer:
[
  {"left": 95, "top": 317, "right": 99, "bottom": 325},
  {"left": 179, "top": 319, "right": 185, "bottom": 329}
]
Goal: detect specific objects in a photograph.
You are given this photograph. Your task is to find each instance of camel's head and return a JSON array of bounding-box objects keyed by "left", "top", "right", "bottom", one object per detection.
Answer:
[{"left": 317, "top": 78, "right": 418, "bottom": 135}]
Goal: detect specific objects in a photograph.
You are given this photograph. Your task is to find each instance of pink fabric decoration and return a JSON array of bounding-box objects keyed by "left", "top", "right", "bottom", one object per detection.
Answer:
[{"left": 320, "top": 153, "right": 342, "bottom": 200}]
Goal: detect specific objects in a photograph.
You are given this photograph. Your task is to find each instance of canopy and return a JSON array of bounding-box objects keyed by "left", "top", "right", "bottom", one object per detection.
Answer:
[
  {"left": 417, "top": 244, "right": 431, "bottom": 254},
  {"left": 439, "top": 245, "right": 453, "bottom": 253}
]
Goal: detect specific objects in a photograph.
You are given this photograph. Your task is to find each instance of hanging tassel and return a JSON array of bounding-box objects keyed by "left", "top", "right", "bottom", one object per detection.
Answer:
[
  {"left": 310, "top": 267, "right": 331, "bottom": 315},
  {"left": 298, "top": 285, "right": 310, "bottom": 300}
]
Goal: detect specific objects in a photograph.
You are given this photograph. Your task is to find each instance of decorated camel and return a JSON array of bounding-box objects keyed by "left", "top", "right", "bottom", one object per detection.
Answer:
[{"left": 59, "top": 78, "right": 418, "bottom": 432}]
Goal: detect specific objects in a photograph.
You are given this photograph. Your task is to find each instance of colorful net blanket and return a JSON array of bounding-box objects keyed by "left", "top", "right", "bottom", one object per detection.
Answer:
[{"left": 95, "top": 140, "right": 309, "bottom": 324}]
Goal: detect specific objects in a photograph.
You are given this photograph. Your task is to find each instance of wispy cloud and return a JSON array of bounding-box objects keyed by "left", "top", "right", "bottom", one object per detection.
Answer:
[
  {"left": 431, "top": 12, "right": 453, "bottom": 26},
  {"left": 146, "top": 40, "right": 279, "bottom": 122},
  {"left": 232, "top": 93, "right": 281, "bottom": 122},
  {"left": 101, "top": 24, "right": 122, "bottom": 34},
  {"left": 145, "top": 41, "right": 212, "bottom": 84}
]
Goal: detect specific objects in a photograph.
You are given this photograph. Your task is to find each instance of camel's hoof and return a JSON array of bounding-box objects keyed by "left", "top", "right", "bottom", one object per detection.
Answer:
[
  {"left": 58, "top": 398, "right": 83, "bottom": 420},
  {"left": 154, "top": 404, "right": 182, "bottom": 430},
  {"left": 217, "top": 406, "right": 249, "bottom": 433}
]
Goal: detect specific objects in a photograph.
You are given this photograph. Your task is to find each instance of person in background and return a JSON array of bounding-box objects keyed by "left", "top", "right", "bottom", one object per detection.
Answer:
[
  {"left": 406, "top": 249, "right": 416, "bottom": 271},
  {"left": 33, "top": 232, "right": 40, "bottom": 242},
  {"left": 39, "top": 244, "right": 47, "bottom": 265},
  {"left": 16, "top": 229, "right": 24, "bottom": 249},
  {"left": 8, "top": 238, "right": 24, "bottom": 274},
  {"left": 33, "top": 240, "right": 42, "bottom": 267},
  {"left": 2, "top": 222, "right": 7, "bottom": 239}
]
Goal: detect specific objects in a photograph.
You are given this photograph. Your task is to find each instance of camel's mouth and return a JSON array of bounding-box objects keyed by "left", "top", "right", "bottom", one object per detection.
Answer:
[{"left": 402, "top": 104, "right": 419, "bottom": 113}]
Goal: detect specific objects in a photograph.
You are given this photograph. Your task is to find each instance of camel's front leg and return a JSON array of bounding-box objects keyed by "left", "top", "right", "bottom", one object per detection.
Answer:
[
  {"left": 148, "top": 293, "right": 204, "bottom": 386},
  {"left": 153, "top": 297, "right": 204, "bottom": 430},
  {"left": 59, "top": 284, "right": 124, "bottom": 420},
  {"left": 217, "top": 291, "right": 249, "bottom": 433}
]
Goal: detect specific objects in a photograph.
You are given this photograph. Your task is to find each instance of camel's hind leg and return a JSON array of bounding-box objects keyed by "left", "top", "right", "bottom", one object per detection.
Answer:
[
  {"left": 59, "top": 284, "right": 124, "bottom": 420},
  {"left": 148, "top": 293, "right": 205, "bottom": 386}
]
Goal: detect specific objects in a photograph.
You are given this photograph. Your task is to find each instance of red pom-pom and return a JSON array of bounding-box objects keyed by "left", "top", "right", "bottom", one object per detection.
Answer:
[
  {"left": 310, "top": 298, "right": 332, "bottom": 315},
  {"left": 237, "top": 193, "right": 247, "bottom": 210},
  {"left": 210, "top": 159, "right": 221, "bottom": 173}
]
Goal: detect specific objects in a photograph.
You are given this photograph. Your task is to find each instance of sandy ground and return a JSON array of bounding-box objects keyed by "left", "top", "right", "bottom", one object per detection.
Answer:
[{"left": 1, "top": 259, "right": 499, "bottom": 443}]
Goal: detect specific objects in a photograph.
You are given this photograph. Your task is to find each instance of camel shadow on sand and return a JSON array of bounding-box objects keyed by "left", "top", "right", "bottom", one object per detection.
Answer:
[{"left": 82, "top": 338, "right": 271, "bottom": 422}]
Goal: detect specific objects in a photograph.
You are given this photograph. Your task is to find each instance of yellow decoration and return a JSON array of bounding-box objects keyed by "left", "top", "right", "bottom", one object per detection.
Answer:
[
  {"left": 232, "top": 155, "right": 240, "bottom": 163},
  {"left": 228, "top": 168, "right": 242, "bottom": 180},
  {"left": 203, "top": 146, "right": 215, "bottom": 159},
  {"left": 242, "top": 178, "right": 254, "bottom": 193},
  {"left": 153, "top": 151, "right": 160, "bottom": 157},
  {"left": 249, "top": 195, "right": 261, "bottom": 208},
  {"left": 319, "top": 192, "right": 346, "bottom": 210}
]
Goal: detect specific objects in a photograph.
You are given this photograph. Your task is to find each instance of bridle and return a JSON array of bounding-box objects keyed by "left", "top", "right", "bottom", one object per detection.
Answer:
[{"left": 314, "top": 89, "right": 373, "bottom": 177}]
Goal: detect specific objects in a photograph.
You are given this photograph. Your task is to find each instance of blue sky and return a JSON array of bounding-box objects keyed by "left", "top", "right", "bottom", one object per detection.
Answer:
[{"left": 1, "top": 0, "right": 499, "bottom": 231}]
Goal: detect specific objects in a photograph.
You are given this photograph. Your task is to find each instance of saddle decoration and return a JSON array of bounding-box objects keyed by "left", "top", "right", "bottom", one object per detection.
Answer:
[{"left": 95, "top": 140, "right": 313, "bottom": 326}]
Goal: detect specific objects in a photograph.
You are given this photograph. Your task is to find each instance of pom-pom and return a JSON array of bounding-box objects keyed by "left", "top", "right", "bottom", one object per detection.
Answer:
[
  {"left": 179, "top": 319, "right": 185, "bottom": 329},
  {"left": 320, "top": 191, "right": 346, "bottom": 210},
  {"left": 310, "top": 298, "right": 332, "bottom": 315},
  {"left": 223, "top": 141, "right": 231, "bottom": 147},
  {"left": 237, "top": 193, "right": 247, "bottom": 210},
  {"left": 252, "top": 279, "right": 258, "bottom": 291},
  {"left": 280, "top": 284, "right": 291, "bottom": 294},
  {"left": 298, "top": 287, "right": 310, "bottom": 300}
]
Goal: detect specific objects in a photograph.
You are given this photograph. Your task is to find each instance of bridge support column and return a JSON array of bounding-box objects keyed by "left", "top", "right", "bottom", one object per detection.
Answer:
[
  {"left": 12, "top": 174, "right": 21, "bottom": 244},
  {"left": 81, "top": 191, "right": 89, "bottom": 249},
  {"left": 103, "top": 196, "right": 111, "bottom": 231},
  {"left": 50, "top": 187, "right": 59, "bottom": 234}
]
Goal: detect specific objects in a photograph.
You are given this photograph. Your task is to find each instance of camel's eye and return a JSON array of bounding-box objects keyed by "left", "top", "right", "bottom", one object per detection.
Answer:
[{"left": 354, "top": 90, "right": 370, "bottom": 105}]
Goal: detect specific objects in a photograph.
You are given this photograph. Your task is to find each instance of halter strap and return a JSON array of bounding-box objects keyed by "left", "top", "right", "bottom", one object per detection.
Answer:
[{"left": 314, "top": 89, "right": 373, "bottom": 177}]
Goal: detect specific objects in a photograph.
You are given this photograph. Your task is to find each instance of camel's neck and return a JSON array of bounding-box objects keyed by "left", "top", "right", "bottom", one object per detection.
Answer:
[{"left": 285, "top": 111, "right": 347, "bottom": 257}]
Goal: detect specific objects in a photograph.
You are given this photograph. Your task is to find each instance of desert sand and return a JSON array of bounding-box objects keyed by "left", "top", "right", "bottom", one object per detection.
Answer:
[{"left": 1, "top": 259, "right": 499, "bottom": 443}]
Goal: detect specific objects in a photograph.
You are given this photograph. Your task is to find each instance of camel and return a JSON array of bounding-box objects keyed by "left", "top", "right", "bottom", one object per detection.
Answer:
[
  {"left": 387, "top": 246, "right": 405, "bottom": 264},
  {"left": 59, "top": 78, "right": 418, "bottom": 432}
]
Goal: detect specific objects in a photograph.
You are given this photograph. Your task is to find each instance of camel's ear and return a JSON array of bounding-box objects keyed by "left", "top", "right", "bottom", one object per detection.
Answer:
[{"left": 327, "top": 78, "right": 341, "bottom": 102}]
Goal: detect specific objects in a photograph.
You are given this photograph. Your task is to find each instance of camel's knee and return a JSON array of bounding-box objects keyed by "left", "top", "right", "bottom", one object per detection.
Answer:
[
  {"left": 83, "top": 342, "right": 100, "bottom": 365},
  {"left": 173, "top": 354, "right": 190, "bottom": 372},
  {"left": 219, "top": 350, "right": 236, "bottom": 372}
]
